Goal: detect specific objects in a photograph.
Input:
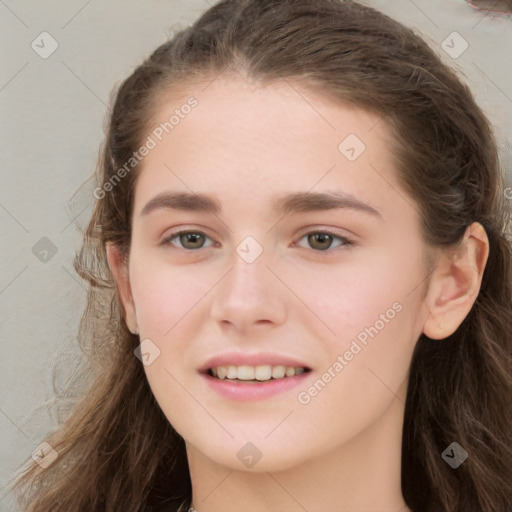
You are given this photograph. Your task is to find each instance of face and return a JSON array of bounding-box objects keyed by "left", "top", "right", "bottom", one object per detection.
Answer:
[{"left": 120, "top": 76, "right": 432, "bottom": 471}]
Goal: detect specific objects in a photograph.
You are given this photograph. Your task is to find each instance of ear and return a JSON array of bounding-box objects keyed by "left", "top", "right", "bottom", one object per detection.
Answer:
[
  {"left": 106, "top": 242, "right": 138, "bottom": 334},
  {"left": 422, "top": 222, "right": 489, "bottom": 340}
]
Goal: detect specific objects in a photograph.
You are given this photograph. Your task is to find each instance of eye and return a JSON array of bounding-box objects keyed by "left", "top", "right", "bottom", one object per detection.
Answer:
[
  {"left": 160, "top": 229, "right": 354, "bottom": 252},
  {"left": 161, "top": 230, "right": 215, "bottom": 250},
  {"left": 295, "top": 230, "right": 354, "bottom": 251}
]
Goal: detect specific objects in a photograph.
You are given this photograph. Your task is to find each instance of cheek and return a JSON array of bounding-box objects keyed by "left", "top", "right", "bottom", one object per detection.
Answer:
[
  {"left": 285, "top": 249, "right": 414, "bottom": 339},
  {"left": 129, "top": 256, "right": 219, "bottom": 337},
  {"left": 289, "top": 248, "right": 422, "bottom": 391}
]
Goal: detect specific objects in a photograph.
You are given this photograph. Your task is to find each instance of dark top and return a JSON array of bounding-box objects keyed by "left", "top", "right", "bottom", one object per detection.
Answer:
[{"left": 140, "top": 497, "right": 190, "bottom": 512}]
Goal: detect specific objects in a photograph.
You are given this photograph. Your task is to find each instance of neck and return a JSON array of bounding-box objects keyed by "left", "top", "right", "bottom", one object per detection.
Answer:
[{"left": 186, "top": 380, "right": 411, "bottom": 512}]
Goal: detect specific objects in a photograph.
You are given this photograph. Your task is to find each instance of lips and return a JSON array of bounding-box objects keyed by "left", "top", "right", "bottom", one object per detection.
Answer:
[{"left": 199, "top": 358, "right": 313, "bottom": 401}]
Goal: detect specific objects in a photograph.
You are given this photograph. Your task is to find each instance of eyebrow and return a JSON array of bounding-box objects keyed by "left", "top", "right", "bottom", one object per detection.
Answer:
[{"left": 139, "top": 190, "right": 383, "bottom": 219}]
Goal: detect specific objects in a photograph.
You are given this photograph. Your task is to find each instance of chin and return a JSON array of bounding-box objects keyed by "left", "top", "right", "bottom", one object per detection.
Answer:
[{"left": 184, "top": 431, "right": 316, "bottom": 473}]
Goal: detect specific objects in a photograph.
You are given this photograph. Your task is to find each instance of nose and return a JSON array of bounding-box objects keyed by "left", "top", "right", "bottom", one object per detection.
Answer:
[{"left": 209, "top": 245, "right": 288, "bottom": 333}]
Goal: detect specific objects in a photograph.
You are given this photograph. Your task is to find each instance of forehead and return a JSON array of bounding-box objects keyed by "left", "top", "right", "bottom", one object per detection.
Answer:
[
  {"left": 134, "top": 75, "right": 405, "bottom": 220},
  {"left": 154, "top": 75, "right": 385, "bottom": 142}
]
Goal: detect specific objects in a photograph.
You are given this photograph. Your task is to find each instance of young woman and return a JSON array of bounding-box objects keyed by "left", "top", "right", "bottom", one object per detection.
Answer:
[{"left": 13, "top": 1, "right": 512, "bottom": 511}]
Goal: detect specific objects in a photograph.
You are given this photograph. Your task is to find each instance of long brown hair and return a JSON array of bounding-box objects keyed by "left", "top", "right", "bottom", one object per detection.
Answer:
[{"left": 12, "top": 1, "right": 512, "bottom": 511}]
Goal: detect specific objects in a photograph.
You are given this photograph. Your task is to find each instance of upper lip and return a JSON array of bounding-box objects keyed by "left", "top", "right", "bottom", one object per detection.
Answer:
[{"left": 198, "top": 352, "right": 311, "bottom": 373}]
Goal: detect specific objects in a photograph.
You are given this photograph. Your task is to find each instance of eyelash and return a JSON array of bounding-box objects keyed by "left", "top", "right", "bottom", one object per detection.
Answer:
[{"left": 160, "top": 229, "right": 354, "bottom": 252}]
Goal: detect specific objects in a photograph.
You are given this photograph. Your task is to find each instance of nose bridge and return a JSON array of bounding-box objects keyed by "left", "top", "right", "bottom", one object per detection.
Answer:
[
  {"left": 209, "top": 236, "right": 287, "bottom": 330},
  {"left": 227, "top": 233, "right": 272, "bottom": 290}
]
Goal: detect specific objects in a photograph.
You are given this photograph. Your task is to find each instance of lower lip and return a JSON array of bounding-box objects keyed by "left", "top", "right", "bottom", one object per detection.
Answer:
[{"left": 200, "top": 371, "right": 311, "bottom": 401}]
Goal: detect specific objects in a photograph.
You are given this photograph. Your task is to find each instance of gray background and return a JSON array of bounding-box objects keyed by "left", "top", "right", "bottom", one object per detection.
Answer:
[{"left": 1, "top": 1, "right": 511, "bottom": 510}]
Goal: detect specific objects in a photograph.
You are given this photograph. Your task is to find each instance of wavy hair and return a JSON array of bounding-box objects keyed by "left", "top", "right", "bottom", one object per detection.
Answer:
[{"left": 12, "top": 1, "right": 512, "bottom": 511}]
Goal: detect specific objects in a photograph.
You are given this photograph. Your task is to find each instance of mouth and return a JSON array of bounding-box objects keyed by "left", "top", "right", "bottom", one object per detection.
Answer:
[
  {"left": 197, "top": 352, "right": 313, "bottom": 400},
  {"left": 205, "top": 364, "right": 312, "bottom": 383}
]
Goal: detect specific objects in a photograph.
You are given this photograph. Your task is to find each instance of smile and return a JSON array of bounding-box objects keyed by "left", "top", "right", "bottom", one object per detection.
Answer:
[
  {"left": 209, "top": 364, "right": 309, "bottom": 382},
  {"left": 201, "top": 366, "right": 312, "bottom": 401}
]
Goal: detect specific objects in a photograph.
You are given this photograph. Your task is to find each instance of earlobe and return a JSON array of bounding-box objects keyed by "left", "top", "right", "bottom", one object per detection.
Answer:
[
  {"left": 105, "top": 242, "right": 138, "bottom": 334},
  {"left": 422, "top": 222, "right": 489, "bottom": 340}
]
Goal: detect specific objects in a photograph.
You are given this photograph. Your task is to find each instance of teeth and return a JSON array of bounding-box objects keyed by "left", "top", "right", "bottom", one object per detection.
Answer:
[
  {"left": 255, "top": 365, "right": 271, "bottom": 381},
  {"left": 285, "top": 367, "right": 296, "bottom": 377},
  {"left": 272, "top": 365, "right": 286, "bottom": 379},
  {"left": 210, "top": 364, "right": 307, "bottom": 381},
  {"left": 238, "top": 365, "right": 255, "bottom": 380}
]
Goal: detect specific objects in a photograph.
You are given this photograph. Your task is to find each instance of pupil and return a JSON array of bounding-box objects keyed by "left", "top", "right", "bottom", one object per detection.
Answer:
[
  {"left": 310, "top": 233, "right": 331, "bottom": 250},
  {"left": 182, "top": 233, "right": 203, "bottom": 248}
]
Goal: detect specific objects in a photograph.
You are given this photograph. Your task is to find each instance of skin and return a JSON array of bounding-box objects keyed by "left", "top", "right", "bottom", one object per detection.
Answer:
[{"left": 107, "top": 74, "right": 489, "bottom": 512}]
